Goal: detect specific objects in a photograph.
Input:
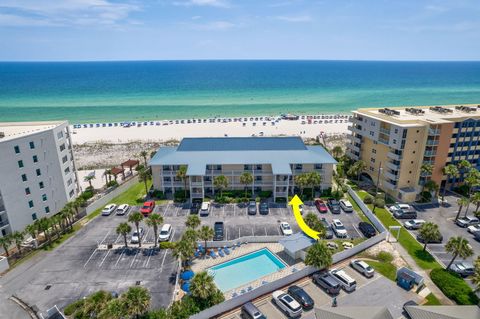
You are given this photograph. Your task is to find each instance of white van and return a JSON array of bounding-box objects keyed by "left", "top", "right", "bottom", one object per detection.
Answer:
[
  {"left": 330, "top": 269, "right": 357, "bottom": 292},
  {"left": 339, "top": 199, "right": 353, "bottom": 212},
  {"left": 158, "top": 224, "right": 173, "bottom": 242}
]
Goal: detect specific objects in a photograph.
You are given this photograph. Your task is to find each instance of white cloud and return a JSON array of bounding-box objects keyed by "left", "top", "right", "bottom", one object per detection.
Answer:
[
  {"left": 191, "top": 15, "right": 202, "bottom": 20},
  {"left": 274, "top": 15, "right": 312, "bottom": 22},
  {"left": 192, "top": 20, "right": 235, "bottom": 30},
  {"left": 172, "top": 0, "right": 230, "bottom": 8},
  {"left": 0, "top": 0, "right": 140, "bottom": 27}
]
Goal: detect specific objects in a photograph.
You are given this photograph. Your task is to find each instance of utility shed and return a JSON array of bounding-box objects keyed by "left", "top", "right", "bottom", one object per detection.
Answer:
[{"left": 278, "top": 232, "right": 316, "bottom": 260}]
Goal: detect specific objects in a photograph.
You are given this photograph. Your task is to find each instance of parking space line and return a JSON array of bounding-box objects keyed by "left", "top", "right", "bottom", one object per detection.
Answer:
[
  {"left": 99, "top": 250, "right": 111, "bottom": 268},
  {"left": 170, "top": 229, "right": 176, "bottom": 242},
  {"left": 160, "top": 250, "right": 169, "bottom": 271},
  {"left": 99, "top": 230, "right": 111, "bottom": 245},
  {"left": 115, "top": 248, "right": 126, "bottom": 267},
  {"left": 130, "top": 249, "right": 140, "bottom": 268},
  {"left": 143, "top": 229, "right": 151, "bottom": 243},
  {"left": 251, "top": 228, "right": 254, "bottom": 236},
  {"left": 175, "top": 206, "right": 180, "bottom": 216},
  {"left": 144, "top": 248, "right": 154, "bottom": 268},
  {"left": 352, "top": 224, "right": 362, "bottom": 237},
  {"left": 233, "top": 205, "right": 236, "bottom": 216},
  {"left": 238, "top": 228, "right": 241, "bottom": 238},
  {"left": 264, "top": 227, "right": 267, "bottom": 236},
  {"left": 83, "top": 249, "right": 98, "bottom": 268},
  {"left": 277, "top": 227, "right": 281, "bottom": 235},
  {"left": 114, "top": 234, "right": 122, "bottom": 244}
]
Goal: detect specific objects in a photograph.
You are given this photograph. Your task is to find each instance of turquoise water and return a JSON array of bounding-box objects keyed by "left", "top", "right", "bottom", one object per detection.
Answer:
[
  {"left": 208, "top": 248, "right": 286, "bottom": 292},
  {"left": 1, "top": 60, "right": 480, "bottom": 122}
]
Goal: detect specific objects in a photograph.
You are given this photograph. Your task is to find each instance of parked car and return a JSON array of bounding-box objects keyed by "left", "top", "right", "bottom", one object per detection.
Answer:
[
  {"left": 248, "top": 200, "right": 257, "bottom": 215},
  {"left": 312, "top": 271, "right": 341, "bottom": 295},
  {"left": 320, "top": 217, "right": 334, "bottom": 239},
  {"left": 389, "top": 203, "right": 412, "bottom": 213},
  {"left": 140, "top": 201, "right": 155, "bottom": 216},
  {"left": 350, "top": 259, "right": 375, "bottom": 278},
  {"left": 403, "top": 219, "right": 426, "bottom": 230},
  {"left": 115, "top": 204, "right": 130, "bottom": 215},
  {"left": 287, "top": 285, "right": 314, "bottom": 310},
  {"left": 339, "top": 199, "right": 353, "bottom": 212},
  {"left": 272, "top": 290, "right": 302, "bottom": 318},
  {"left": 280, "top": 222, "right": 293, "bottom": 236},
  {"left": 315, "top": 199, "right": 329, "bottom": 213},
  {"left": 259, "top": 201, "right": 269, "bottom": 215},
  {"left": 102, "top": 204, "right": 117, "bottom": 216},
  {"left": 358, "top": 222, "right": 376, "bottom": 238},
  {"left": 450, "top": 261, "right": 475, "bottom": 277},
  {"left": 214, "top": 222, "right": 224, "bottom": 241},
  {"left": 330, "top": 269, "right": 357, "bottom": 292},
  {"left": 393, "top": 208, "right": 417, "bottom": 219},
  {"left": 158, "top": 224, "right": 173, "bottom": 242},
  {"left": 200, "top": 202, "right": 210, "bottom": 216},
  {"left": 327, "top": 198, "right": 341, "bottom": 214},
  {"left": 456, "top": 216, "right": 480, "bottom": 228},
  {"left": 241, "top": 302, "right": 266, "bottom": 319},
  {"left": 190, "top": 199, "right": 202, "bottom": 214},
  {"left": 332, "top": 219, "right": 348, "bottom": 238},
  {"left": 131, "top": 227, "right": 144, "bottom": 244},
  {"left": 467, "top": 224, "right": 480, "bottom": 234},
  {"left": 416, "top": 232, "right": 443, "bottom": 244},
  {"left": 474, "top": 231, "right": 480, "bottom": 242}
]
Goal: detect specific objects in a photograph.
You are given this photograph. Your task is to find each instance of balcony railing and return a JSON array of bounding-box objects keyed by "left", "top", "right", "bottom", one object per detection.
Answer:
[
  {"left": 384, "top": 171, "right": 399, "bottom": 181},
  {"left": 380, "top": 128, "right": 390, "bottom": 135},
  {"left": 424, "top": 150, "right": 437, "bottom": 157},
  {"left": 386, "top": 161, "right": 399, "bottom": 171},
  {"left": 428, "top": 128, "right": 441, "bottom": 136},
  {"left": 0, "top": 218, "right": 9, "bottom": 228},
  {"left": 426, "top": 140, "right": 439, "bottom": 146},
  {"left": 379, "top": 137, "right": 389, "bottom": 145},
  {"left": 383, "top": 179, "right": 397, "bottom": 190},
  {"left": 387, "top": 152, "right": 402, "bottom": 161}
]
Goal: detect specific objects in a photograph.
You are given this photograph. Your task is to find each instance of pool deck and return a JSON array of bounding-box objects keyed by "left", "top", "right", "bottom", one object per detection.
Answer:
[{"left": 190, "top": 243, "right": 306, "bottom": 300}]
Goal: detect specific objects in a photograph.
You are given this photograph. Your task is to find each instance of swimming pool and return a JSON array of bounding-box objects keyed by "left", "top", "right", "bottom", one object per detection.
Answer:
[{"left": 207, "top": 248, "right": 286, "bottom": 292}]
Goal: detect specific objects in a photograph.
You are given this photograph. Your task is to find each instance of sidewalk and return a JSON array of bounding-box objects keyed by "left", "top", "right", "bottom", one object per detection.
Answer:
[{"left": 392, "top": 242, "right": 454, "bottom": 305}]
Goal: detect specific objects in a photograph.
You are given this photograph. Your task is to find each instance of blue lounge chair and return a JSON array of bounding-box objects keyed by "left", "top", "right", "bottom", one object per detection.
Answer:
[
  {"left": 247, "top": 286, "right": 253, "bottom": 292},
  {"left": 218, "top": 248, "right": 225, "bottom": 257},
  {"left": 223, "top": 246, "right": 231, "bottom": 255},
  {"left": 232, "top": 292, "right": 238, "bottom": 298},
  {"left": 210, "top": 250, "right": 217, "bottom": 259},
  {"left": 194, "top": 250, "right": 201, "bottom": 258}
]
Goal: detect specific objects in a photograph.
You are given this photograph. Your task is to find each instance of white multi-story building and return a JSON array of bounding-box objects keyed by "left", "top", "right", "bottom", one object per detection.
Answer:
[
  {"left": 150, "top": 137, "right": 336, "bottom": 201},
  {"left": 0, "top": 121, "right": 79, "bottom": 236}
]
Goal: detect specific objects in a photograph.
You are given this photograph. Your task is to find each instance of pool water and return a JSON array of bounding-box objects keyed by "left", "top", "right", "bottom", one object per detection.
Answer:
[{"left": 208, "top": 248, "right": 286, "bottom": 292}]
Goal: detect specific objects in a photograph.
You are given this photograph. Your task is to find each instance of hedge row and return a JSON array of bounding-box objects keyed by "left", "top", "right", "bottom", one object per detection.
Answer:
[{"left": 430, "top": 269, "right": 479, "bottom": 305}]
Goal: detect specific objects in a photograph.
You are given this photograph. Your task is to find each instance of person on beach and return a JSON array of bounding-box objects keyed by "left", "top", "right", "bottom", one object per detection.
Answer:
[{"left": 332, "top": 297, "right": 337, "bottom": 307}]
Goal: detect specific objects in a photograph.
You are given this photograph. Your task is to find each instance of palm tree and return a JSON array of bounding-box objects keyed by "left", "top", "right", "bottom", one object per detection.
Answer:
[
  {"left": 0, "top": 234, "right": 12, "bottom": 257},
  {"left": 116, "top": 222, "right": 132, "bottom": 248},
  {"left": 424, "top": 180, "right": 439, "bottom": 199},
  {"left": 83, "top": 290, "right": 112, "bottom": 318},
  {"left": 445, "top": 236, "right": 474, "bottom": 270},
  {"left": 472, "top": 256, "right": 480, "bottom": 292},
  {"left": 372, "top": 196, "right": 385, "bottom": 213},
  {"left": 146, "top": 213, "right": 163, "bottom": 248},
  {"left": 84, "top": 174, "right": 95, "bottom": 189},
  {"left": 185, "top": 215, "right": 201, "bottom": 230},
  {"left": 464, "top": 168, "right": 480, "bottom": 196},
  {"left": 138, "top": 167, "right": 151, "bottom": 197},
  {"left": 304, "top": 241, "right": 333, "bottom": 270},
  {"left": 420, "top": 163, "right": 433, "bottom": 192},
  {"left": 418, "top": 222, "right": 441, "bottom": 251},
  {"left": 190, "top": 271, "right": 217, "bottom": 300},
  {"left": 213, "top": 175, "right": 228, "bottom": 197},
  {"left": 348, "top": 160, "right": 366, "bottom": 181},
  {"left": 139, "top": 150, "right": 149, "bottom": 167},
  {"left": 128, "top": 212, "right": 144, "bottom": 248},
  {"left": 73, "top": 197, "right": 86, "bottom": 217},
  {"left": 25, "top": 224, "right": 37, "bottom": 241},
  {"left": 455, "top": 197, "right": 469, "bottom": 221},
  {"left": 442, "top": 164, "right": 459, "bottom": 199},
  {"left": 304, "top": 213, "right": 325, "bottom": 237},
  {"left": 306, "top": 171, "right": 322, "bottom": 198},
  {"left": 239, "top": 172, "right": 253, "bottom": 198},
  {"left": 294, "top": 173, "right": 308, "bottom": 196},
  {"left": 470, "top": 192, "right": 480, "bottom": 216},
  {"left": 176, "top": 165, "right": 188, "bottom": 198},
  {"left": 98, "top": 298, "right": 126, "bottom": 319},
  {"left": 173, "top": 238, "right": 195, "bottom": 267},
  {"left": 197, "top": 225, "right": 214, "bottom": 256},
  {"left": 332, "top": 146, "right": 343, "bottom": 159},
  {"left": 38, "top": 217, "right": 51, "bottom": 244},
  {"left": 457, "top": 159, "right": 472, "bottom": 181},
  {"left": 182, "top": 229, "right": 198, "bottom": 243},
  {"left": 122, "top": 286, "right": 151, "bottom": 319}
]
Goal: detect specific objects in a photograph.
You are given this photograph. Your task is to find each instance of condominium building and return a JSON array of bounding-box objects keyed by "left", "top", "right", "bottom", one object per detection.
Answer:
[
  {"left": 346, "top": 104, "right": 480, "bottom": 202},
  {"left": 0, "top": 121, "right": 79, "bottom": 237},
  {"left": 150, "top": 137, "right": 336, "bottom": 201}
]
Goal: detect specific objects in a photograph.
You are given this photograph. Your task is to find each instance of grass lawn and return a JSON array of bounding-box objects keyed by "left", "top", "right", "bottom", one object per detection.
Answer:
[
  {"left": 368, "top": 260, "right": 397, "bottom": 281},
  {"left": 346, "top": 193, "right": 369, "bottom": 223},
  {"left": 355, "top": 190, "right": 441, "bottom": 270},
  {"left": 424, "top": 293, "right": 442, "bottom": 305}
]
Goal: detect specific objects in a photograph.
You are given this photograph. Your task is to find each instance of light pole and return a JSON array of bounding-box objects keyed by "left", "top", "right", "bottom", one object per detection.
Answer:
[{"left": 375, "top": 161, "right": 383, "bottom": 195}]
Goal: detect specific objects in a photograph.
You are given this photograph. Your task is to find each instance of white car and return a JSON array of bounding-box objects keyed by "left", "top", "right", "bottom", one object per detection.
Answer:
[
  {"left": 467, "top": 224, "right": 480, "bottom": 234},
  {"left": 116, "top": 204, "right": 130, "bottom": 215},
  {"left": 332, "top": 219, "right": 348, "bottom": 238},
  {"left": 339, "top": 199, "right": 353, "bottom": 212},
  {"left": 388, "top": 203, "right": 411, "bottom": 213},
  {"left": 200, "top": 202, "right": 210, "bottom": 216},
  {"left": 272, "top": 290, "right": 302, "bottom": 318},
  {"left": 131, "top": 227, "right": 144, "bottom": 244},
  {"left": 102, "top": 204, "right": 117, "bottom": 216},
  {"left": 403, "top": 219, "right": 426, "bottom": 230},
  {"left": 350, "top": 259, "right": 375, "bottom": 278},
  {"left": 280, "top": 222, "right": 293, "bottom": 236},
  {"left": 158, "top": 224, "right": 173, "bottom": 242}
]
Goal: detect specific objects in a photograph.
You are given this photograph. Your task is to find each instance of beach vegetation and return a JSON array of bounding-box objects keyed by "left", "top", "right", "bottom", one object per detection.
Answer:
[
  {"left": 304, "top": 213, "right": 326, "bottom": 237},
  {"left": 185, "top": 215, "right": 201, "bottom": 230},
  {"left": 331, "top": 145, "right": 343, "bottom": 159},
  {"left": 139, "top": 150, "right": 149, "bottom": 167},
  {"left": 84, "top": 174, "right": 96, "bottom": 189},
  {"left": 107, "top": 180, "right": 119, "bottom": 188},
  {"left": 138, "top": 167, "right": 152, "bottom": 198}
]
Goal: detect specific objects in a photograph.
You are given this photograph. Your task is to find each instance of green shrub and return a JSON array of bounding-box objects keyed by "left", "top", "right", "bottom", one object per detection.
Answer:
[
  {"left": 363, "top": 194, "right": 374, "bottom": 204},
  {"left": 152, "top": 189, "right": 165, "bottom": 199},
  {"left": 174, "top": 190, "right": 189, "bottom": 202},
  {"left": 430, "top": 269, "right": 479, "bottom": 305},
  {"left": 159, "top": 242, "right": 176, "bottom": 249},
  {"left": 64, "top": 299, "right": 84, "bottom": 316},
  {"left": 258, "top": 191, "right": 272, "bottom": 199},
  {"left": 276, "top": 197, "right": 287, "bottom": 203},
  {"left": 453, "top": 185, "right": 469, "bottom": 197},
  {"left": 80, "top": 190, "right": 94, "bottom": 200},
  {"left": 377, "top": 251, "right": 393, "bottom": 263},
  {"left": 136, "top": 164, "right": 145, "bottom": 171},
  {"left": 107, "top": 180, "right": 118, "bottom": 187},
  {"left": 331, "top": 189, "right": 344, "bottom": 199},
  {"left": 320, "top": 188, "right": 332, "bottom": 197}
]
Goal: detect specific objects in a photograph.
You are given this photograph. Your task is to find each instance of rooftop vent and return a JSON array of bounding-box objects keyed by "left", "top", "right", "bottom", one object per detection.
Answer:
[
  {"left": 455, "top": 105, "right": 476, "bottom": 113},
  {"left": 429, "top": 106, "right": 453, "bottom": 114},
  {"left": 405, "top": 108, "right": 425, "bottom": 115},
  {"left": 378, "top": 108, "right": 400, "bottom": 116}
]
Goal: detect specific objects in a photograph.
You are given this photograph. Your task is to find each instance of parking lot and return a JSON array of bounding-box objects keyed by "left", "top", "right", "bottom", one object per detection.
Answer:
[{"left": 221, "top": 264, "right": 420, "bottom": 319}]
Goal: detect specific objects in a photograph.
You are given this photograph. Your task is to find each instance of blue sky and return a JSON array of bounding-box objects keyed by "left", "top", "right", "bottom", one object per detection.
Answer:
[{"left": 0, "top": 0, "right": 479, "bottom": 61}]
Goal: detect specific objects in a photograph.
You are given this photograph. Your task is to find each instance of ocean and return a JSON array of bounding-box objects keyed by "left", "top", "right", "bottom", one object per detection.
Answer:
[{"left": 0, "top": 60, "right": 480, "bottom": 123}]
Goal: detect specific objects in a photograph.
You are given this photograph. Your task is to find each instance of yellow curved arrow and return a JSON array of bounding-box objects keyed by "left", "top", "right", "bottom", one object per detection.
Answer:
[{"left": 289, "top": 195, "right": 320, "bottom": 240}]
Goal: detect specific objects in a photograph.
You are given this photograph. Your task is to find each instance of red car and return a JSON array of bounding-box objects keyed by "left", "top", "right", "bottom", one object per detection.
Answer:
[
  {"left": 315, "top": 199, "right": 328, "bottom": 213},
  {"left": 140, "top": 200, "right": 155, "bottom": 216}
]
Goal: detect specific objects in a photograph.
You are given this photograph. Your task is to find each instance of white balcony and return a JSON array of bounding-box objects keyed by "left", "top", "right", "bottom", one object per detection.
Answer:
[
  {"left": 382, "top": 179, "right": 397, "bottom": 190},
  {"left": 386, "top": 161, "right": 400, "bottom": 171},
  {"left": 387, "top": 151, "right": 402, "bottom": 161},
  {"left": 384, "top": 171, "right": 399, "bottom": 181}
]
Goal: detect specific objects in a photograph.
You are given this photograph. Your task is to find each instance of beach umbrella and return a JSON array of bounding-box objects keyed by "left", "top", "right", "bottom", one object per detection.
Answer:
[
  {"left": 181, "top": 270, "right": 194, "bottom": 281},
  {"left": 181, "top": 282, "right": 191, "bottom": 293}
]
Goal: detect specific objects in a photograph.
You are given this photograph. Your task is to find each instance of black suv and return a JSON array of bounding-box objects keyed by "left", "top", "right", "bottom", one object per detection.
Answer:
[
  {"left": 287, "top": 285, "right": 314, "bottom": 310},
  {"left": 358, "top": 222, "right": 376, "bottom": 238},
  {"left": 213, "top": 222, "right": 224, "bottom": 241},
  {"left": 393, "top": 208, "right": 417, "bottom": 219},
  {"left": 247, "top": 200, "right": 257, "bottom": 215},
  {"left": 190, "top": 199, "right": 202, "bottom": 214},
  {"left": 259, "top": 201, "right": 269, "bottom": 215},
  {"left": 327, "top": 198, "right": 341, "bottom": 214},
  {"left": 312, "top": 271, "right": 341, "bottom": 295}
]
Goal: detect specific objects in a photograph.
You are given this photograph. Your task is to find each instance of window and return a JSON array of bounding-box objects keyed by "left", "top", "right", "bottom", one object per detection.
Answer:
[
  {"left": 14, "top": 145, "right": 20, "bottom": 154},
  {"left": 67, "top": 178, "right": 72, "bottom": 186},
  {"left": 28, "top": 200, "right": 34, "bottom": 208},
  {"left": 57, "top": 131, "right": 63, "bottom": 139},
  {"left": 25, "top": 187, "right": 31, "bottom": 195},
  {"left": 32, "top": 213, "right": 37, "bottom": 221},
  {"left": 244, "top": 165, "right": 251, "bottom": 170},
  {"left": 59, "top": 143, "right": 66, "bottom": 152},
  {"left": 162, "top": 165, "right": 171, "bottom": 171},
  {"left": 369, "top": 131, "right": 374, "bottom": 136},
  {"left": 62, "top": 155, "right": 68, "bottom": 163},
  {"left": 295, "top": 164, "right": 302, "bottom": 170},
  {"left": 394, "top": 128, "right": 398, "bottom": 134},
  {"left": 163, "top": 177, "right": 171, "bottom": 182},
  {"left": 39, "top": 181, "right": 44, "bottom": 189},
  {"left": 42, "top": 194, "right": 47, "bottom": 201},
  {"left": 314, "top": 164, "right": 323, "bottom": 169},
  {"left": 370, "top": 157, "right": 376, "bottom": 163},
  {"left": 36, "top": 168, "right": 41, "bottom": 176},
  {"left": 255, "top": 176, "right": 262, "bottom": 181},
  {"left": 21, "top": 174, "right": 27, "bottom": 182},
  {"left": 18, "top": 160, "right": 24, "bottom": 168},
  {"left": 33, "top": 155, "right": 38, "bottom": 163},
  {"left": 256, "top": 165, "right": 262, "bottom": 170},
  {"left": 29, "top": 141, "right": 35, "bottom": 149},
  {"left": 64, "top": 167, "right": 70, "bottom": 174},
  {"left": 69, "top": 190, "right": 75, "bottom": 198},
  {"left": 372, "top": 149, "right": 377, "bottom": 154},
  {"left": 45, "top": 206, "right": 50, "bottom": 214}
]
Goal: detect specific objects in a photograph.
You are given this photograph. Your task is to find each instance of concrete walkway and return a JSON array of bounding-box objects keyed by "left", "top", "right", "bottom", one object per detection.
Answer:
[
  {"left": 392, "top": 242, "right": 454, "bottom": 305},
  {"left": 0, "top": 289, "right": 32, "bottom": 319}
]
